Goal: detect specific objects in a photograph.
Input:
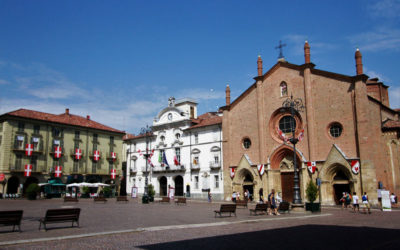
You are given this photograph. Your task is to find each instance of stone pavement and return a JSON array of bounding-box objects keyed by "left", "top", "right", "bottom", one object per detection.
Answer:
[{"left": 1, "top": 198, "right": 400, "bottom": 249}]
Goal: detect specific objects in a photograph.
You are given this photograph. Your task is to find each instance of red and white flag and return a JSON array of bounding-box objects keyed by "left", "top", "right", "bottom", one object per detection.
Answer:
[
  {"left": 24, "top": 164, "right": 32, "bottom": 177},
  {"left": 54, "top": 166, "right": 62, "bottom": 177},
  {"left": 111, "top": 169, "right": 116, "bottom": 179},
  {"left": 138, "top": 149, "right": 143, "bottom": 157},
  {"left": 297, "top": 129, "right": 305, "bottom": 142},
  {"left": 351, "top": 160, "right": 360, "bottom": 174},
  {"left": 257, "top": 164, "right": 265, "bottom": 176},
  {"left": 25, "top": 144, "right": 33, "bottom": 156},
  {"left": 230, "top": 168, "right": 235, "bottom": 178},
  {"left": 277, "top": 128, "right": 288, "bottom": 142},
  {"left": 111, "top": 152, "right": 117, "bottom": 161},
  {"left": 75, "top": 148, "right": 82, "bottom": 160},
  {"left": 93, "top": 150, "right": 100, "bottom": 161},
  {"left": 307, "top": 161, "right": 317, "bottom": 174},
  {"left": 54, "top": 146, "right": 62, "bottom": 158}
]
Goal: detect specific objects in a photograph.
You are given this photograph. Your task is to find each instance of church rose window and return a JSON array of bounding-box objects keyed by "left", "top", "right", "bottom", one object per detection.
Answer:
[
  {"left": 329, "top": 123, "right": 343, "bottom": 138},
  {"left": 279, "top": 116, "right": 296, "bottom": 133},
  {"left": 243, "top": 138, "right": 251, "bottom": 149}
]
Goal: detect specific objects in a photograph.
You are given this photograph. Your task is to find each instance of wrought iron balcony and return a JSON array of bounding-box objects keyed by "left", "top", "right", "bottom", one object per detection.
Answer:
[{"left": 209, "top": 161, "right": 221, "bottom": 169}]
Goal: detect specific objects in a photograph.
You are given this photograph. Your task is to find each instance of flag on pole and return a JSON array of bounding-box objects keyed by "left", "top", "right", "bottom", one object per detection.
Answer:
[
  {"left": 54, "top": 166, "right": 62, "bottom": 177},
  {"left": 307, "top": 161, "right": 316, "bottom": 174},
  {"left": 25, "top": 144, "right": 33, "bottom": 156},
  {"left": 277, "top": 128, "right": 288, "bottom": 142},
  {"left": 230, "top": 168, "right": 235, "bottom": 178},
  {"left": 257, "top": 164, "right": 265, "bottom": 176},
  {"left": 174, "top": 155, "right": 180, "bottom": 165},
  {"left": 351, "top": 160, "right": 360, "bottom": 174},
  {"left": 297, "top": 129, "right": 305, "bottom": 141},
  {"left": 24, "top": 164, "right": 32, "bottom": 177},
  {"left": 162, "top": 151, "right": 169, "bottom": 167}
]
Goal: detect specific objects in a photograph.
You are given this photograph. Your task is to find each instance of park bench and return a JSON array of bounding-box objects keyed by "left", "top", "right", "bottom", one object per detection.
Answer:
[
  {"left": 249, "top": 203, "right": 269, "bottom": 215},
  {"left": 235, "top": 200, "right": 248, "bottom": 208},
  {"left": 175, "top": 197, "right": 186, "bottom": 205},
  {"left": 0, "top": 210, "right": 23, "bottom": 232},
  {"left": 214, "top": 204, "right": 237, "bottom": 218},
  {"left": 39, "top": 208, "right": 80, "bottom": 231},
  {"left": 278, "top": 201, "right": 290, "bottom": 213},
  {"left": 64, "top": 197, "right": 78, "bottom": 202},
  {"left": 159, "top": 197, "right": 170, "bottom": 203},
  {"left": 94, "top": 197, "right": 107, "bottom": 203},
  {"left": 116, "top": 196, "right": 129, "bottom": 202}
]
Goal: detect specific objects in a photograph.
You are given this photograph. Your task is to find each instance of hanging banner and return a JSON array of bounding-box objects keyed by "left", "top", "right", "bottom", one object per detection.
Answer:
[
  {"left": 351, "top": 160, "right": 360, "bottom": 175},
  {"left": 257, "top": 164, "right": 265, "bottom": 176},
  {"left": 307, "top": 161, "right": 317, "bottom": 174},
  {"left": 230, "top": 168, "right": 235, "bottom": 178}
]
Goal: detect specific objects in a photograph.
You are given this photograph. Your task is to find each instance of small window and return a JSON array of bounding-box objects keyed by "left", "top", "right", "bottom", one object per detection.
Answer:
[
  {"left": 280, "top": 82, "right": 288, "bottom": 97},
  {"left": 214, "top": 175, "right": 219, "bottom": 188},
  {"left": 243, "top": 138, "right": 251, "bottom": 149},
  {"left": 214, "top": 156, "right": 219, "bottom": 164},
  {"left": 175, "top": 133, "right": 181, "bottom": 140},
  {"left": 53, "top": 128, "right": 61, "bottom": 137},
  {"left": 194, "top": 133, "right": 198, "bottom": 144},
  {"left": 329, "top": 123, "right": 343, "bottom": 138},
  {"left": 75, "top": 131, "right": 80, "bottom": 139},
  {"left": 194, "top": 176, "right": 199, "bottom": 189},
  {"left": 18, "top": 122, "right": 24, "bottom": 132},
  {"left": 33, "top": 125, "right": 40, "bottom": 134},
  {"left": 93, "top": 134, "right": 98, "bottom": 143},
  {"left": 279, "top": 116, "right": 296, "bottom": 133},
  {"left": 160, "top": 135, "right": 165, "bottom": 142},
  {"left": 175, "top": 148, "right": 181, "bottom": 163},
  {"left": 110, "top": 136, "right": 114, "bottom": 144}
]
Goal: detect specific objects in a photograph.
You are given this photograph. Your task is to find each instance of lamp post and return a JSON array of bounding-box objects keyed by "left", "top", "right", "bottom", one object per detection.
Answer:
[
  {"left": 282, "top": 95, "right": 305, "bottom": 205},
  {"left": 140, "top": 125, "right": 152, "bottom": 204}
]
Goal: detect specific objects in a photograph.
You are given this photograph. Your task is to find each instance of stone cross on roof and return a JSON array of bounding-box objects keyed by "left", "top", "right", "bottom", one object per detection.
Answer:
[{"left": 275, "top": 40, "right": 286, "bottom": 60}]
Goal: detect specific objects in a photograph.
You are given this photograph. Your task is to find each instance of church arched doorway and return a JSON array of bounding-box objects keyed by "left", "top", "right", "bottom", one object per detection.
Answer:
[
  {"left": 174, "top": 175, "right": 184, "bottom": 196},
  {"left": 23, "top": 176, "right": 39, "bottom": 194},
  {"left": 332, "top": 169, "right": 351, "bottom": 204},
  {"left": 159, "top": 176, "right": 167, "bottom": 196},
  {"left": 321, "top": 164, "right": 354, "bottom": 205},
  {"left": 7, "top": 176, "right": 20, "bottom": 194},
  {"left": 242, "top": 172, "right": 254, "bottom": 201}
]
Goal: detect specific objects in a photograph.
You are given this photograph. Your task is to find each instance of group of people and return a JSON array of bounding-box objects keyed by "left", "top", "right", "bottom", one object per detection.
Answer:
[
  {"left": 232, "top": 188, "right": 282, "bottom": 215},
  {"left": 340, "top": 191, "right": 371, "bottom": 214}
]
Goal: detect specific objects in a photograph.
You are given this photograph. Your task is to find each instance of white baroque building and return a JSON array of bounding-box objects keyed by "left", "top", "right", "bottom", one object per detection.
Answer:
[{"left": 123, "top": 97, "right": 224, "bottom": 200}]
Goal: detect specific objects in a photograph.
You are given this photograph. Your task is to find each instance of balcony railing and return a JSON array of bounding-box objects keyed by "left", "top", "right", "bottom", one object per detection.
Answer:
[
  {"left": 191, "top": 164, "right": 200, "bottom": 170},
  {"left": 152, "top": 164, "right": 186, "bottom": 173},
  {"left": 209, "top": 161, "right": 221, "bottom": 169}
]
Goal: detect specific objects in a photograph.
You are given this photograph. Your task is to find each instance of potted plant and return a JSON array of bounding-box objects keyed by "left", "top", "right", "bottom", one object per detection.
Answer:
[
  {"left": 26, "top": 183, "right": 40, "bottom": 200},
  {"left": 81, "top": 186, "right": 90, "bottom": 198},
  {"left": 305, "top": 179, "right": 320, "bottom": 212},
  {"left": 103, "top": 186, "right": 112, "bottom": 198},
  {"left": 148, "top": 184, "right": 155, "bottom": 202}
]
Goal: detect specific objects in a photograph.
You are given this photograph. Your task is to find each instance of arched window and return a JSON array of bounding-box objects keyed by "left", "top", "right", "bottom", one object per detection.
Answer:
[{"left": 280, "top": 82, "right": 288, "bottom": 97}]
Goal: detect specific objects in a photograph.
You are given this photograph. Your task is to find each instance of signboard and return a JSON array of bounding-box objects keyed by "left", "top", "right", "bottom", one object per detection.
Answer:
[
  {"left": 131, "top": 187, "right": 138, "bottom": 198},
  {"left": 0, "top": 173, "right": 5, "bottom": 182},
  {"left": 381, "top": 190, "right": 392, "bottom": 211}
]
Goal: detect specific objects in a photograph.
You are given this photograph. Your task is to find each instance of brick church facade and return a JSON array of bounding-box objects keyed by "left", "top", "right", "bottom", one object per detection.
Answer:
[{"left": 221, "top": 41, "right": 400, "bottom": 205}]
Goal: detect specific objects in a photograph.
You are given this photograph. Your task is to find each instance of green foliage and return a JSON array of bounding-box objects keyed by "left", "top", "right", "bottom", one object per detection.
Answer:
[
  {"left": 26, "top": 183, "right": 40, "bottom": 200},
  {"left": 82, "top": 186, "right": 90, "bottom": 194},
  {"left": 306, "top": 179, "right": 318, "bottom": 203},
  {"left": 103, "top": 186, "right": 112, "bottom": 196},
  {"left": 147, "top": 184, "right": 155, "bottom": 198}
]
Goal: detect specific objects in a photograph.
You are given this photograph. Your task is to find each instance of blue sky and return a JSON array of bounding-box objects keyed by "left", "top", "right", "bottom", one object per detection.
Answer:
[{"left": 1, "top": 0, "right": 399, "bottom": 134}]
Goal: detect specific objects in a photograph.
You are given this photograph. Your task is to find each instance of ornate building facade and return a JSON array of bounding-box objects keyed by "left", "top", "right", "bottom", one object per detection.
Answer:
[
  {"left": 124, "top": 97, "right": 224, "bottom": 200},
  {"left": 221, "top": 42, "right": 400, "bottom": 205},
  {"left": 0, "top": 108, "right": 124, "bottom": 195}
]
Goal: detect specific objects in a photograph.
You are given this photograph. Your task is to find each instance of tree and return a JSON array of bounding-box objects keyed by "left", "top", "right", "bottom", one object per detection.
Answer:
[{"left": 306, "top": 179, "right": 318, "bottom": 203}]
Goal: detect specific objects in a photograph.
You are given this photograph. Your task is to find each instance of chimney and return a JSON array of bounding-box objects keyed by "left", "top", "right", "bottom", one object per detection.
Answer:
[
  {"left": 225, "top": 84, "right": 231, "bottom": 106},
  {"left": 355, "top": 48, "right": 363, "bottom": 75},
  {"left": 86, "top": 115, "right": 90, "bottom": 120},
  {"left": 65, "top": 108, "right": 69, "bottom": 115},
  {"left": 257, "top": 55, "right": 263, "bottom": 76},
  {"left": 304, "top": 41, "right": 311, "bottom": 64}
]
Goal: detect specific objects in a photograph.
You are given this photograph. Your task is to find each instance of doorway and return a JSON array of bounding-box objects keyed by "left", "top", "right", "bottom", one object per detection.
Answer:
[
  {"left": 7, "top": 176, "right": 20, "bottom": 194},
  {"left": 174, "top": 175, "right": 184, "bottom": 196},
  {"left": 281, "top": 172, "right": 295, "bottom": 202},
  {"left": 159, "top": 176, "right": 167, "bottom": 196},
  {"left": 333, "top": 184, "right": 351, "bottom": 204}
]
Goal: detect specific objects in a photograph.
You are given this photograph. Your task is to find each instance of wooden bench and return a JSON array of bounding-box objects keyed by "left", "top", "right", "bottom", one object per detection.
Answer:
[
  {"left": 278, "top": 201, "right": 290, "bottom": 213},
  {"left": 39, "top": 208, "right": 80, "bottom": 231},
  {"left": 175, "top": 197, "right": 186, "bottom": 205},
  {"left": 116, "top": 196, "right": 129, "bottom": 202},
  {"left": 235, "top": 200, "right": 248, "bottom": 208},
  {"left": 94, "top": 197, "right": 107, "bottom": 203},
  {"left": 249, "top": 203, "right": 269, "bottom": 215},
  {"left": 0, "top": 210, "right": 23, "bottom": 232},
  {"left": 64, "top": 197, "right": 78, "bottom": 202},
  {"left": 159, "top": 197, "right": 170, "bottom": 203},
  {"left": 214, "top": 204, "right": 237, "bottom": 218}
]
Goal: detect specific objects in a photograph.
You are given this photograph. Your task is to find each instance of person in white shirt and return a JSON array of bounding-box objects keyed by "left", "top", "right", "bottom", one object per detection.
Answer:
[
  {"left": 390, "top": 193, "right": 396, "bottom": 205},
  {"left": 352, "top": 192, "right": 359, "bottom": 212}
]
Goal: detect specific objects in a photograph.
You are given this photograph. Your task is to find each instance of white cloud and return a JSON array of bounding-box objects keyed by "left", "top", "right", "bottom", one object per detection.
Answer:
[
  {"left": 0, "top": 79, "right": 9, "bottom": 85},
  {"left": 364, "top": 67, "right": 391, "bottom": 82},
  {"left": 350, "top": 27, "right": 400, "bottom": 51},
  {"left": 389, "top": 86, "right": 400, "bottom": 108},
  {"left": 368, "top": 0, "right": 400, "bottom": 19}
]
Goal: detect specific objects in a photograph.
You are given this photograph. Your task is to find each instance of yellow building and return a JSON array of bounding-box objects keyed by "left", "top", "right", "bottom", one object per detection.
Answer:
[{"left": 0, "top": 108, "right": 124, "bottom": 196}]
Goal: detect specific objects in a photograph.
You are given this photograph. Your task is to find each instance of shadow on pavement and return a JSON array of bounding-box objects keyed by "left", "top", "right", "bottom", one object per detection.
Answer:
[{"left": 138, "top": 224, "right": 400, "bottom": 250}]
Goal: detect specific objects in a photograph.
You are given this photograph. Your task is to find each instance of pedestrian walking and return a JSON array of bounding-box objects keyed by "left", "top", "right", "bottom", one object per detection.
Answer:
[
  {"left": 268, "top": 189, "right": 280, "bottom": 215},
  {"left": 390, "top": 193, "right": 396, "bottom": 205},
  {"left": 362, "top": 192, "right": 371, "bottom": 214},
  {"left": 352, "top": 192, "right": 359, "bottom": 213},
  {"left": 232, "top": 191, "right": 237, "bottom": 203},
  {"left": 340, "top": 192, "right": 346, "bottom": 209}
]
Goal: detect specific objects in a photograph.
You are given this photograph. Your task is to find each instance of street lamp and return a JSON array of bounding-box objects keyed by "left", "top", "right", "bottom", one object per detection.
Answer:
[
  {"left": 282, "top": 94, "right": 305, "bottom": 205},
  {"left": 140, "top": 125, "right": 152, "bottom": 203}
]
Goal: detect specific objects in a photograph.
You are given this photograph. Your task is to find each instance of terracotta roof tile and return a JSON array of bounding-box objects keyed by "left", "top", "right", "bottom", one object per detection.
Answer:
[
  {"left": 2, "top": 109, "right": 124, "bottom": 134},
  {"left": 188, "top": 112, "right": 222, "bottom": 129},
  {"left": 383, "top": 120, "right": 400, "bottom": 129},
  {"left": 123, "top": 132, "right": 153, "bottom": 141}
]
